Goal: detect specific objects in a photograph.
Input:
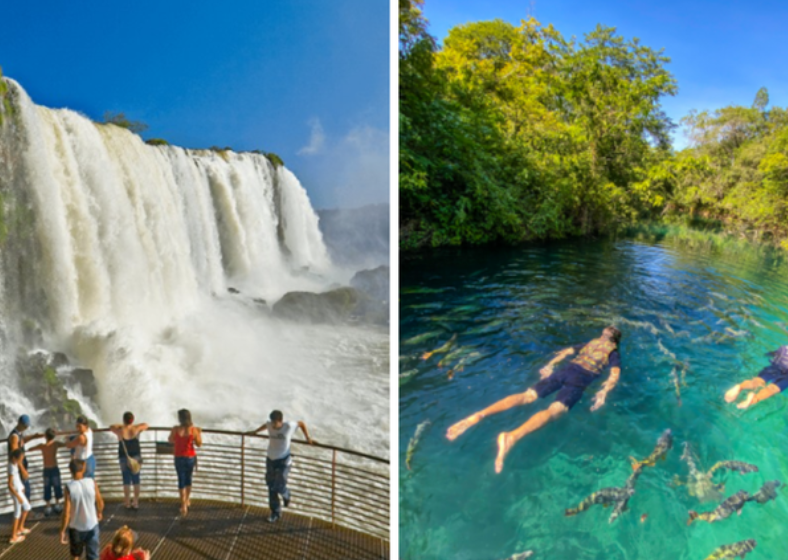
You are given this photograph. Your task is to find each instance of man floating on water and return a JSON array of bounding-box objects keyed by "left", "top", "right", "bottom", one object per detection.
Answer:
[
  {"left": 446, "top": 326, "right": 622, "bottom": 473},
  {"left": 725, "top": 345, "right": 788, "bottom": 409}
]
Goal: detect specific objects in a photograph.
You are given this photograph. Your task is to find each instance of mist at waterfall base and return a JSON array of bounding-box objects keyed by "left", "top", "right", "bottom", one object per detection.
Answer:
[{"left": 0, "top": 78, "right": 388, "bottom": 458}]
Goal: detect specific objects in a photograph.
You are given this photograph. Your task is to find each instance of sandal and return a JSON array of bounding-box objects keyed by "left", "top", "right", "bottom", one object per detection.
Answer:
[
  {"left": 17, "top": 528, "right": 31, "bottom": 536},
  {"left": 9, "top": 535, "right": 25, "bottom": 544}
]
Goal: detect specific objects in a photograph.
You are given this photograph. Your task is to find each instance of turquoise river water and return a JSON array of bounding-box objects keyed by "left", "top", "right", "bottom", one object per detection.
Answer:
[{"left": 399, "top": 238, "right": 788, "bottom": 559}]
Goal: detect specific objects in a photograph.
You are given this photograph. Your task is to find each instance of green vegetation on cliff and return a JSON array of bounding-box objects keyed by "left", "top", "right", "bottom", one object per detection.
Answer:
[
  {"left": 400, "top": 0, "right": 676, "bottom": 248},
  {"left": 400, "top": 1, "right": 788, "bottom": 251}
]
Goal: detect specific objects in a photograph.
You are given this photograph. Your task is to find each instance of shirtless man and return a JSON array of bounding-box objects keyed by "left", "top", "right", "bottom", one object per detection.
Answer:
[
  {"left": 447, "top": 326, "right": 622, "bottom": 473},
  {"left": 28, "top": 428, "right": 65, "bottom": 515}
]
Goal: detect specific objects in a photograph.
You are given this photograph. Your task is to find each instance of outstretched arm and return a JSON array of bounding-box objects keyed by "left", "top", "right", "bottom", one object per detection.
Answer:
[
  {"left": 540, "top": 347, "right": 576, "bottom": 379},
  {"left": 298, "top": 421, "right": 314, "bottom": 444},
  {"left": 251, "top": 423, "right": 269, "bottom": 434},
  {"left": 591, "top": 367, "right": 620, "bottom": 412}
]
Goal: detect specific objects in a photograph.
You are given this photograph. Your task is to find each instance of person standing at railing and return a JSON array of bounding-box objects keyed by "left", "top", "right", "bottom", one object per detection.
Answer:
[
  {"left": 7, "top": 414, "right": 43, "bottom": 503},
  {"left": 65, "top": 416, "right": 96, "bottom": 479},
  {"left": 28, "top": 428, "right": 65, "bottom": 516},
  {"left": 169, "top": 409, "right": 202, "bottom": 517},
  {"left": 109, "top": 412, "right": 149, "bottom": 510},
  {"left": 251, "top": 410, "right": 314, "bottom": 523},
  {"left": 60, "top": 458, "right": 104, "bottom": 560},
  {"left": 8, "top": 448, "right": 32, "bottom": 544}
]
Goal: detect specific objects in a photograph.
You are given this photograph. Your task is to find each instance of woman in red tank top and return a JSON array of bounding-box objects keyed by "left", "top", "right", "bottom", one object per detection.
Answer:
[{"left": 168, "top": 409, "right": 202, "bottom": 516}]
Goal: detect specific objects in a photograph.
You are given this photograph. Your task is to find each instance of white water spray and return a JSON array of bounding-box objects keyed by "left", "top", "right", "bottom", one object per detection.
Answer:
[{"left": 0, "top": 79, "right": 388, "bottom": 457}]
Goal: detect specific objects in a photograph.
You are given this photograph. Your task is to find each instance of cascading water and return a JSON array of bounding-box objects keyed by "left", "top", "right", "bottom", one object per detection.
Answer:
[{"left": 0, "top": 78, "right": 388, "bottom": 457}]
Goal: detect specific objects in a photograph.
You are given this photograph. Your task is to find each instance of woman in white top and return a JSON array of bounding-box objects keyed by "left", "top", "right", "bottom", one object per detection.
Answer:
[{"left": 65, "top": 416, "right": 96, "bottom": 478}]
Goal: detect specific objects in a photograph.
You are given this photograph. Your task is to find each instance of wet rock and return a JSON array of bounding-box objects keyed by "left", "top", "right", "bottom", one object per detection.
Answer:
[
  {"left": 69, "top": 368, "right": 98, "bottom": 399},
  {"left": 253, "top": 297, "right": 267, "bottom": 306},
  {"left": 273, "top": 287, "right": 362, "bottom": 324},
  {"left": 272, "top": 286, "right": 388, "bottom": 326},
  {"left": 350, "top": 265, "right": 389, "bottom": 303},
  {"left": 15, "top": 350, "right": 96, "bottom": 430},
  {"left": 228, "top": 287, "right": 241, "bottom": 294}
]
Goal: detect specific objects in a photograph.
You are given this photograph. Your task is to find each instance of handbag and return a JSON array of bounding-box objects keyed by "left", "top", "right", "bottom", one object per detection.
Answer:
[{"left": 121, "top": 439, "right": 142, "bottom": 475}]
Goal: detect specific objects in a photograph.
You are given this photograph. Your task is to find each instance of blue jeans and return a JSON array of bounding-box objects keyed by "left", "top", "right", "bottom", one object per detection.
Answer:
[
  {"left": 119, "top": 457, "right": 141, "bottom": 486},
  {"left": 84, "top": 455, "right": 96, "bottom": 479},
  {"left": 43, "top": 467, "right": 63, "bottom": 502},
  {"left": 68, "top": 525, "right": 100, "bottom": 560},
  {"left": 174, "top": 456, "right": 196, "bottom": 489},
  {"left": 266, "top": 455, "right": 292, "bottom": 516}
]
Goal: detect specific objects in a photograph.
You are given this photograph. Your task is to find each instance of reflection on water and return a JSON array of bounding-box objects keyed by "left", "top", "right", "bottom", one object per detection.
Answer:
[{"left": 400, "top": 239, "right": 788, "bottom": 560}]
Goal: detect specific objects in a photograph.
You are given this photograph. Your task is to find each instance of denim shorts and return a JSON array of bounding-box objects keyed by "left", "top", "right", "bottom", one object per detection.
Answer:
[
  {"left": 532, "top": 363, "right": 597, "bottom": 409},
  {"left": 119, "top": 457, "right": 142, "bottom": 486},
  {"left": 43, "top": 467, "right": 63, "bottom": 502},
  {"left": 69, "top": 525, "right": 99, "bottom": 560},
  {"left": 174, "top": 456, "right": 196, "bottom": 489},
  {"left": 758, "top": 364, "right": 788, "bottom": 392}
]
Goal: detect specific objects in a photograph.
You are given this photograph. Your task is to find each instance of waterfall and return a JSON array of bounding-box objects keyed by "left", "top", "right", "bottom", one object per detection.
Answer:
[{"left": 0, "top": 78, "right": 388, "bottom": 456}]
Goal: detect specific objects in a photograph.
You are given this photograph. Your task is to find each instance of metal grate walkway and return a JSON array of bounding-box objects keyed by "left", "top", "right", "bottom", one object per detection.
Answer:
[{"left": 0, "top": 499, "right": 389, "bottom": 559}]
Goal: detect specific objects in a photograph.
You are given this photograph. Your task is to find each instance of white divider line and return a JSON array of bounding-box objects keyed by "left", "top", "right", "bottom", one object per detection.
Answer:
[
  {"left": 0, "top": 521, "right": 41, "bottom": 559},
  {"left": 149, "top": 510, "right": 181, "bottom": 558},
  {"left": 223, "top": 505, "right": 249, "bottom": 560}
]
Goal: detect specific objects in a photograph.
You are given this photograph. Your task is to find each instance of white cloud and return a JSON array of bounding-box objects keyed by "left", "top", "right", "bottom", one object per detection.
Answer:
[{"left": 297, "top": 117, "right": 326, "bottom": 155}]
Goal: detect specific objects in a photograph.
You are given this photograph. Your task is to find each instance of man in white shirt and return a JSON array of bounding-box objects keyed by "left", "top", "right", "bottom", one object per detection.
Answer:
[
  {"left": 252, "top": 410, "right": 313, "bottom": 523},
  {"left": 60, "top": 459, "right": 104, "bottom": 560}
]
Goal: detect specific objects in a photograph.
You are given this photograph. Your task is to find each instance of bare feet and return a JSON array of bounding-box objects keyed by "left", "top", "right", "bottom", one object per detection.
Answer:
[
  {"left": 495, "top": 432, "right": 514, "bottom": 474},
  {"left": 446, "top": 414, "right": 480, "bottom": 441},
  {"left": 724, "top": 385, "right": 742, "bottom": 403},
  {"left": 737, "top": 392, "right": 756, "bottom": 410}
]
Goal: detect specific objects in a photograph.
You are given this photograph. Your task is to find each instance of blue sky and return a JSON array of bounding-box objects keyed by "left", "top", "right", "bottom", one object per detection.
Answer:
[
  {"left": 0, "top": 0, "right": 389, "bottom": 209},
  {"left": 421, "top": 0, "right": 788, "bottom": 149}
]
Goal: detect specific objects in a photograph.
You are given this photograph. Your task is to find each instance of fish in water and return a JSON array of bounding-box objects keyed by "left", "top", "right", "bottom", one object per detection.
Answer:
[
  {"left": 630, "top": 429, "right": 673, "bottom": 471},
  {"left": 465, "top": 319, "right": 506, "bottom": 335},
  {"left": 670, "top": 366, "right": 682, "bottom": 407},
  {"left": 408, "top": 303, "right": 445, "bottom": 311},
  {"left": 707, "top": 460, "right": 759, "bottom": 476},
  {"left": 402, "top": 330, "right": 444, "bottom": 346},
  {"left": 498, "top": 551, "right": 533, "bottom": 560},
  {"left": 448, "top": 351, "right": 483, "bottom": 376},
  {"left": 748, "top": 480, "right": 781, "bottom": 504},
  {"left": 674, "top": 442, "right": 725, "bottom": 503},
  {"left": 688, "top": 490, "right": 750, "bottom": 524},
  {"left": 565, "top": 487, "right": 634, "bottom": 517},
  {"left": 438, "top": 346, "right": 473, "bottom": 368},
  {"left": 609, "top": 468, "right": 643, "bottom": 523},
  {"left": 399, "top": 369, "right": 419, "bottom": 386},
  {"left": 703, "top": 539, "right": 757, "bottom": 560},
  {"left": 401, "top": 286, "right": 451, "bottom": 295},
  {"left": 640, "top": 513, "right": 648, "bottom": 523},
  {"left": 421, "top": 334, "right": 457, "bottom": 360},
  {"left": 657, "top": 339, "right": 677, "bottom": 362},
  {"left": 405, "top": 421, "right": 431, "bottom": 471},
  {"left": 724, "top": 327, "right": 751, "bottom": 338}
]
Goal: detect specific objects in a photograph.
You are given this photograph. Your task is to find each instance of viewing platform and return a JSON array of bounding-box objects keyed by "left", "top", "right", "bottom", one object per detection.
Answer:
[{"left": 0, "top": 428, "right": 389, "bottom": 559}]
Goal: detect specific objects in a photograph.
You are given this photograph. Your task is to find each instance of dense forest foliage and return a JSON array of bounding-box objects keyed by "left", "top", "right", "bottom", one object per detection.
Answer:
[{"left": 400, "top": 0, "right": 788, "bottom": 250}]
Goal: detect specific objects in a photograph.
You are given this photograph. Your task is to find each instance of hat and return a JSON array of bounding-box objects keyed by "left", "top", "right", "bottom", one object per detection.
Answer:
[{"left": 18, "top": 415, "right": 30, "bottom": 427}]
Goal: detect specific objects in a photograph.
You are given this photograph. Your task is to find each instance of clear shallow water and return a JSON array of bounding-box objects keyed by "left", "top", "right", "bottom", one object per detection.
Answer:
[{"left": 399, "top": 239, "right": 788, "bottom": 560}]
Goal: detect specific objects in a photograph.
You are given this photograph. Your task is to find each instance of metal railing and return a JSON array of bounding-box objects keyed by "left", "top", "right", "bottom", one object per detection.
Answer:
[{"left": 0, "top": 428, "right": 389, "bottom": 539}]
